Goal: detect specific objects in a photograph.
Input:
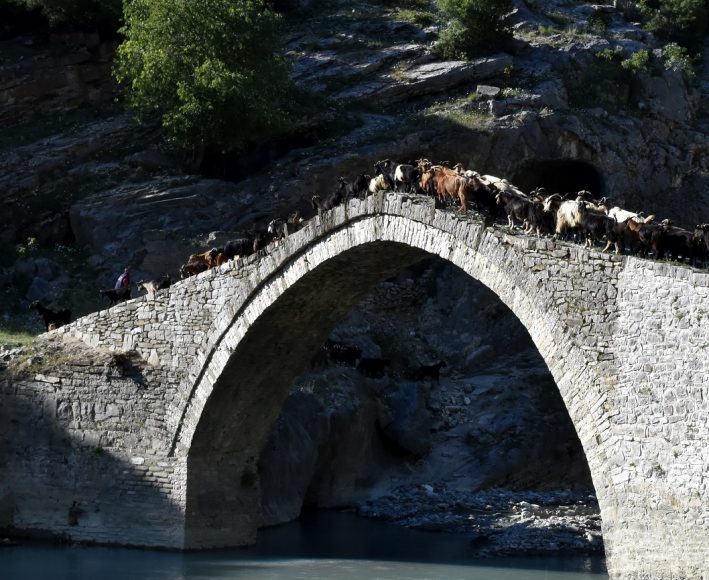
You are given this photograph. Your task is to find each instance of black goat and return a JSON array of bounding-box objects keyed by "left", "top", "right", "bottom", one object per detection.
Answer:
[
  {"left": 626, "top": 219, "right": 662, "bottom": 258},
  {"left": 373, "top": 159, "right": 397, "bottom": 190},
  {"left": 268, "top": 212, "right": 306, "bottom": 241},
  {"left": 527, "top": 189, "right": 554, "bottom": 235},
  {"left": 651, "top": 223, "right": 701, "bottom": 263},
  {"left": 357, "top": 357, "right": 391, "bottom": 378},
  {"left": 99, "top": 287, "right": 131, "bottom": 306},
  {"left": 216, "top": 232, "right": 265, "bottom": 265},
  {"left": 267, "top": 218, "right": 288, "bottom": 241},
  {"left": 416, "top": 360, "right": 446, "bottom": 383},
  {"left": 338, "top": 174, "right": 371, "bottom": 200},
  {"left": 577, "top": 206, "right": 625, "bottom": 254},
  {"left": 465, "top": 175, "right": 498, "bottom": 220},
  {"left": 29, "top": 300, "right": 71, "bottom": 331},
  {"left": 694, "top": 224, "right": 709, "bottom": 264},
  {"left": 575, "top": 191, "right": 608, "bottom": 207},
  {"left": 311, "top": 188, "right": 346, "bottom": 214},
  {"left": 137, "top": 274, "right": 172, "bottom": 296},
  {"left": 310, "top": 347, "right": 330, "bottom": 370},
  {"left": 496, "top": 190, "right": 544, "bottom": 236},
  {"left": 155, "top": 273, "right": 172, "bottom": 290},
  {"left": 393, "top": 164, "right": 420, "bottom": 193}
]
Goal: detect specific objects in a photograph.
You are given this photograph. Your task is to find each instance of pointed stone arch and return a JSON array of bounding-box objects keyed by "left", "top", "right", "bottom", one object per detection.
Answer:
[{"left": 175, "top": 211, "right": 619, "bottom": 552}]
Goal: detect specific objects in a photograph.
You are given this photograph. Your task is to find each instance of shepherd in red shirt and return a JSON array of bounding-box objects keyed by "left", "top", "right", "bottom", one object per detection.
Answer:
[{"left": 114, "top": 266, "right": 131, "bottom": 290}]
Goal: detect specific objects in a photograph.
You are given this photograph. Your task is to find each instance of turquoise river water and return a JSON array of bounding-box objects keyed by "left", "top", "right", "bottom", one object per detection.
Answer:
[{"left": 0, "top": 511, "right": 607, "bottom": 580}]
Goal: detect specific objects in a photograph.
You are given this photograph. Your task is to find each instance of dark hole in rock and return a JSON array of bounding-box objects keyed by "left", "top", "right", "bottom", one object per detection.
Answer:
[{"left": 514, "top": 159, "right": 603, "bottom": 197}]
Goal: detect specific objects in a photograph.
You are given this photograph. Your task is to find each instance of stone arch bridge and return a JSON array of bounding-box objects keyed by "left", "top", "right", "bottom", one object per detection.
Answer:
[{"left": 1, "top": 193, "right": 708, "bottom": 579}]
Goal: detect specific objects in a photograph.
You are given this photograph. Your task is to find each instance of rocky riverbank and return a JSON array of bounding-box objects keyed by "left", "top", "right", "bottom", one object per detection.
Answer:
[{"left": 356, "top": 486, "right": 602, "bottom": 555}]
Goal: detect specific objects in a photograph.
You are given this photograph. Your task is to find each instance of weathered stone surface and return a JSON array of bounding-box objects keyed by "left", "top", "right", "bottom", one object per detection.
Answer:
[
  {"left": 1, "top": 193, "right": 707, "bottom": 579},
  {"left": 68, "top": 178, "right": 253, "bottom": 286},
  {"left": 0, "top": 113, "right": 156, "bottom": 246},
  {"left": 258, "top": 390, "right": 329, "bottom": 527},
  {"left": 0, "top": 35, "right": 116, "bottom": 124},
  {"left": 0, "top": 0, "right": 709, "bottom": 575},
  {"left": 477, "top": 84, "right": 501, "bottom": 99},
  {"left": 638, "top": 68, "right": 699, "bottom": 123},
  {"left": 291, "top": 43, "right": 424, "bottom": 85},
  {"left": 534, "top": 79, "right": 568, "bottom": 109},
  {"left": 377, "top": 381, "right": 432, "bottom": 458},
  {"left": 369, "top": 54, "right": 514, "bottom": 103}
]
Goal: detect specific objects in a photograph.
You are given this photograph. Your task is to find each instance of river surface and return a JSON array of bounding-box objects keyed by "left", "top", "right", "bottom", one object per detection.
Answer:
[{"left": 0, "top": 511, "right": 607, "bottom": 580}]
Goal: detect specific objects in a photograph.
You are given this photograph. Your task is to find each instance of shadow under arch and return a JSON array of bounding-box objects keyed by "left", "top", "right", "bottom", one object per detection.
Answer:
[
  {"left": 181, "top": 217, "right": 613, "bottom": 550},
  {"left": 185, "top": 241, "right": 431, "bottom": 548}
]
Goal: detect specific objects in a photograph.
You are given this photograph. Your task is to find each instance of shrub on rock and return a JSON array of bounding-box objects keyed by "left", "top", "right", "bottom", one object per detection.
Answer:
[
  {"left": 114, "top": 0, "right": 291, "bottom": 156},
  {"left": 436, "top": 0, "right": 512, "bottom": 59}
]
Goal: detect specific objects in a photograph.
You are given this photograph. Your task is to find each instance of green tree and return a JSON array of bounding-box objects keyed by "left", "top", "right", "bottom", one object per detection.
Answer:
[
  {"left": 637, "top": 0, "right": 707, "bottom": 52},
  {"left": 115, "top": 0, "right": 291, "bottom": 156},
  {"left": 436, "top": 0, "right": 513, "bottom": 59}
]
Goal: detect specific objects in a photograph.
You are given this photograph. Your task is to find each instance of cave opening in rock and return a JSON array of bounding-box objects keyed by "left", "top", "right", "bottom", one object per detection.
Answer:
[{"left": 513, "top": 159, "right": 603, "bottom": 196}]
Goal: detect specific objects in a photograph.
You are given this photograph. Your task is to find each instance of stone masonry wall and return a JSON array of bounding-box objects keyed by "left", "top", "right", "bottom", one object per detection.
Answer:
[
  {"left": 0, "top": 192, "right": 707, "bottom": 578},
  {"left": 0, "top": 340, "right": 186, "bottom": 547}
]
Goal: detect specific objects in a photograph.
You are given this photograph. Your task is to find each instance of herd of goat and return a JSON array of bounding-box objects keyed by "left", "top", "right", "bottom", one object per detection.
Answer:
[
  {"left": 174, "top": 157, "right": 709, "bottom": 275},
  {"left": 29, "top": 157, "right": 709, "bottom": 342}
]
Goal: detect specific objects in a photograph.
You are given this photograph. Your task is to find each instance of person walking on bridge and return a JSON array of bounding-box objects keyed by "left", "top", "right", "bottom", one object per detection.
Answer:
[{"left": 114, "top": 266, "right": 131, "bottom": 290}]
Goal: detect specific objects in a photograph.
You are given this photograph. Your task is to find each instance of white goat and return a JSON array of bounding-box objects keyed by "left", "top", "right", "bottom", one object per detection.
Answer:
[
  {"left": 553, "top": 199, "right": 609, "bottom": 239},
  {"left": 368, "top": 174, "right": 391, "bottom": 194},
  {"left": 553, "top": 200, "right": 585, "bottom": 238},
  {"left": 480, "top": 174, "right": 527, "bottom": 198},
  {"left": 585, "top": 200, "right": 609, "bottom": 215},
  {"left": 608, "top": 206, "right": 655, "bottom": 224},
  {"left": 137, "top": 280, "right": 158, "bottom": 298}
]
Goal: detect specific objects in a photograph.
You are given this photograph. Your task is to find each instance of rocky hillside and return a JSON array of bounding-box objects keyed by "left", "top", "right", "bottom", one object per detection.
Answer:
[{"left": 1, "top": 0, "right": 707, "bottom": 554}]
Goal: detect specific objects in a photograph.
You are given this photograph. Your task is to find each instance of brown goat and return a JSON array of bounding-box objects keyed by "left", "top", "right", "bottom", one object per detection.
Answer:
[
  {"left": 188, "top": 248, "right": 219, "bottom": 268},
  {"left": 421, "top": 167, "right": 469, "bottom": 212}
]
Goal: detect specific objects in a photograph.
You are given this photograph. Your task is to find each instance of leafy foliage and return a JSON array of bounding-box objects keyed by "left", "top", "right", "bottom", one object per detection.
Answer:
[
  {"left": 588, "top": 10, "right": 611, "bottom": 33},
  {"left": 620, "top": 49, "right": 651, "bottom": 75},
  {"left": 436, "top": 0, "right": 513, "bottom": 59},
  {"left": 115, "top": 0, "right": 291, "bottom": 153},
  {"left": 637, "top": 0, "right": 707, "bottom": 52},
  {"left": 570, "top": 43, "right": 696, "bottom": 109},
  {"left": 662, "top": 42, "right": 696, "bottom": 82},
  {"left": 568, "top": 47, "right": 633, "bottom": 108}
]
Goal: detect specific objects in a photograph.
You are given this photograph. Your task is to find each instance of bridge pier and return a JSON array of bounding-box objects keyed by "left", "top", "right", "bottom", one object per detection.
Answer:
[{"left": 184, "top": 454, "right": 260, "bottom": 549}]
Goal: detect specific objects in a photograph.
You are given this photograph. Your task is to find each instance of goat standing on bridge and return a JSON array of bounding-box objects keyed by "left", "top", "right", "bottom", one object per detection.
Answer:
[
  {"left": 29, "top": 300, "right": 71, "bottom": 331},
  {"left": 100, "top": 287, "right": 131, "bottom": 306}
]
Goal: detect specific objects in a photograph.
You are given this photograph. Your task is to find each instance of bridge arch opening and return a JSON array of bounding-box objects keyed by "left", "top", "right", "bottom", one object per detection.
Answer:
[
  {"left": 182, "top": 233, "right": 604, "bottom": 556},
  {"left": 257, "top": 257, "right": 598, "bottom": 544},
  {"left": 513, "top": 159, "right": 603, "bottom": 196}
]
